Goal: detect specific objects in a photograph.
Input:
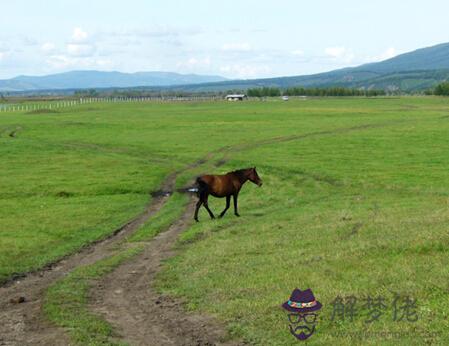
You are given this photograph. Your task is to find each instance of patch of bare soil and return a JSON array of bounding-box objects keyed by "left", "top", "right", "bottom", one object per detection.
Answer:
[{"left": 90, "top": 199, "right": 243, "bottom": 346}]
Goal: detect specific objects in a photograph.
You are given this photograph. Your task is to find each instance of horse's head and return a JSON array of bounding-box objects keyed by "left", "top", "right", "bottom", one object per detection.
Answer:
[{"left": 248, "top": 167, "right": 262, "bottom": 187}]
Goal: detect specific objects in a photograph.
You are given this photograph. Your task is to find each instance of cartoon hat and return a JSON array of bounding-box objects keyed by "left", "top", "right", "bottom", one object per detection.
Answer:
[{"left": 282, "top": 288, "right": 322, "bottom": 313}]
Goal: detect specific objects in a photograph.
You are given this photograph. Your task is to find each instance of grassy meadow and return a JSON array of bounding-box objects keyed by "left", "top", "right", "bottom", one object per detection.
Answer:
[{"left": 1, "top": 97, "right": 449, "bottom": 344}]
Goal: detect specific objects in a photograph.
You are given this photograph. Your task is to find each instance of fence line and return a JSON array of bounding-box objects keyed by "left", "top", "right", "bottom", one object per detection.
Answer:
[{"left": 0, "top": 95, "right": 226, "bottom": 113}]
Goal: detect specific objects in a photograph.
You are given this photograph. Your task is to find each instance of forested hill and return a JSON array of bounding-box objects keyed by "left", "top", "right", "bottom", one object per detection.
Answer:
[{"left": 172, "top": 42, "right": 449, "bottom": 92}]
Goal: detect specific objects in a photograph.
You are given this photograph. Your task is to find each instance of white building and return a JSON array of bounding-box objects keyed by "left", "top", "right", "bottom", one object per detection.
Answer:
[{"left": 225, "top": 94, "right": 247, "bottom": 101}]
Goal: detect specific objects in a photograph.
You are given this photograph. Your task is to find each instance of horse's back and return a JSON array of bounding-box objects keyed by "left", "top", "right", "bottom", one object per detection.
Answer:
[
  {"left": 197, "top": 173, "right": 235, "bottom": 197},
  {"left": 197, "top": 174, "right": 216, "bottom": 186}
]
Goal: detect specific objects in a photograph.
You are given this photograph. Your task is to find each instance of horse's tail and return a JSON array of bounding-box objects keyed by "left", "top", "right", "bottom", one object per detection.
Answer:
[{"left": 195, "top": 177, "right": 209, "bottom": 198}]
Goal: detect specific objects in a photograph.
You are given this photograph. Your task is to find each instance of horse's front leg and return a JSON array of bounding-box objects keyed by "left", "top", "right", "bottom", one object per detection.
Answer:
[
  {"left": 219, "top": 195, "right": 231, "bottom": 218},
  {"left": 233, "top": 193, "right": 240, "bottom": 217}
]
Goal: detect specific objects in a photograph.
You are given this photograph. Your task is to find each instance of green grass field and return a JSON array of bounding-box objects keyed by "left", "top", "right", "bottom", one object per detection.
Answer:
[{"left": 1, "top": 97, "right": 449, "bottom": 344}]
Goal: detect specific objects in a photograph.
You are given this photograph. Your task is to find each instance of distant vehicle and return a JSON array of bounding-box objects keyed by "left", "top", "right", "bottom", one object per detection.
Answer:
[
  {"left": 226, "top": 94, "right": 247, "bottom": 101},
  {"left": 282, "top": 96, "right": 289, "bottom": 101}
]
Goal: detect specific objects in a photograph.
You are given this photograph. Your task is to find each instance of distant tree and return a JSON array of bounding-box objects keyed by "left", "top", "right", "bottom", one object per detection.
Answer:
[
  {"left": 247, "top": 87, "right": 280, "bottom": 97},
  {"left": 434, "top": 82, "right": 449, "bottom": 96},
  {"left": 263, "top": 86, "right": 386, "bottom": 97},
  {"left": 247, "top": 88, "right": 261, "bottom": 97},
  {"left": 74, "top": 89, "right": 99, "bottom": 97}
]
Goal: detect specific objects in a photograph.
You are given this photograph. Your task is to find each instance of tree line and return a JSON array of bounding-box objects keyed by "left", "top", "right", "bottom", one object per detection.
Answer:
[
  {"left": 433, "top": 82, "right": 449, "bottom": 96},
  {"left": 247, "top": 86, "right": 386, "bottom": 97}
]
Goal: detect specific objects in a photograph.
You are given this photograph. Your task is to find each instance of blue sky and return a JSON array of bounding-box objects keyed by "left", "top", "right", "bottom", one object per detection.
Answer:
[{"left": 0, "top": 0, "right": 448, "bottom": 79}]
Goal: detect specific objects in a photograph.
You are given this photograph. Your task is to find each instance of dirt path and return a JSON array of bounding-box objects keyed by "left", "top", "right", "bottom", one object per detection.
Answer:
[
  {"left": 0, "top": 121, "right": 399, "bottom": 345},
  {"left": 90, "top": 199, "right": 241, "bottom": 346},
  {"left": 85, "top": 121, "right": 405, "bottom": 346},
  {"left": 0, "top": 173, "right": 176, "bottom": 346},
  {"left": 0, "top": 155, "right": 240, "bottom": 345}
]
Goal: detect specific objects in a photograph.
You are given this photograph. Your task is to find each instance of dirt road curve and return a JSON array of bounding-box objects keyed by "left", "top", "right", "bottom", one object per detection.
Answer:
[
  {"left": 0, "top": 167, "right": 241, "bottom": 346},
  {"left": 0, "top": 174, "right": 175, "bottom": 346},
  {"left": 1, "top": 125, "right": 392, "bottom": 345},
  {"left": 91, "top": 199, "right": 241, "bottom": 346}
]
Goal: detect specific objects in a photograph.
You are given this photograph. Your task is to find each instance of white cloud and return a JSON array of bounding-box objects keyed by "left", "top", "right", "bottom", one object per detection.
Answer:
[
  {"left": 292, "top": 49, "right": 304, "bottom": 56},
  {"left": 374, "top": 47, "right": 398, "bottom": 61},
  {"left": 46, "top": 54, "right": 112, "bottom": 70},
  {"left": 103, "top": 26, "right": 203, "bottom": 40},
  {"left": 41, "top": 42, "right": 56, "bottom": 54},
  {"left": 37, "top": 27, "right": 117, "bottom": 73},
  {"left": 325, "top": 46, "right": 355, "bottom": 63},
  {"left": 66, "top": 43, "right": 95, "bottom": 57},
  {"left": 46, "top": 55, "right": 73, "bottom": 69},
  {"left": 72, "top": 27, "right": 88, "bottom": 42},
  {"left": 221, "top": 42, "right": 252, "bottom": 52},
  {"left": 219, "top": 64, "right": 271, "bottom": 78},
  {"left": 176, "top": 56, "right": 211, "bottom": 72},
  {"left": 0, "top": 49, "right": 10, "bottom": 61},
  {"left": 21, "top": 36, "right": 38, "bottom": 46},
  {"left": 66, "top": 28, "right": 95, "bottom": 57},
  {"left": 325, "top": 46, "right": 345, "bottom": 58},
  {"left": 360, "top": 47, "right": 400, "bottom": 64}
]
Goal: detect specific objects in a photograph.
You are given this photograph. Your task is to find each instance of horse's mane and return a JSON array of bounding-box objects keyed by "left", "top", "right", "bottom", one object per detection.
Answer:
[
  {"left": 231, "top": 167, "right": 250, "bottom": 173},
  {"left": 230, "top": 168, "right": 251, "bottom": 180}
]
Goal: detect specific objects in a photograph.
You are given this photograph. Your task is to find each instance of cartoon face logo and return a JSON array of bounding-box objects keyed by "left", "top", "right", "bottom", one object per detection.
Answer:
[
  {"left": 282, "top": 288, "right": 322, "bottom": 341},
  {"left": 287, "top": 311, "right": 318, "bottom": 340}
]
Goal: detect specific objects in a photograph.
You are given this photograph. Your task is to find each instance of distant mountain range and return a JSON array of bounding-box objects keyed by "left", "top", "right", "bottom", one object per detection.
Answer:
[
  {"left": 2, "top": 42, "right": 449, "bottom": 93},
  {"left": 0, "top": 71, "right": 227, "bottom": 92},
  {"left": 174, "top": 42, "right": 449, "bottom": 92}
]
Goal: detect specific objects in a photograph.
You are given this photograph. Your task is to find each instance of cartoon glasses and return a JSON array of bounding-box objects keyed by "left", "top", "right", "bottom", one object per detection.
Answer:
[{"left": 288, "top": 313, "right": 317, "bottom": 324}]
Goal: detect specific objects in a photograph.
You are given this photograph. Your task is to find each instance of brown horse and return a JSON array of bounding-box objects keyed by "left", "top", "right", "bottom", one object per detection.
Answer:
[{"left": 194, "top": 167, "right": 262, "bottom": 222}]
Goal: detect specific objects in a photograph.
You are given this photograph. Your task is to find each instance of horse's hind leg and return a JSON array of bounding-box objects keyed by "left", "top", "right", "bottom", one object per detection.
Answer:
[
  {"left": 194, "top": 179, "right": 207, "bottom": 222},
  {"left": 219, "top": 195, "right": 231, "bottom": 218},
  {"left": 194, "top": 199, "right": 203, "bottom": 222},
  {"left": 205, "top": 204, "right": 215, "bottom": 219},
  {"left": 203, "top": 195, "right": 215, "bottom": 219}
]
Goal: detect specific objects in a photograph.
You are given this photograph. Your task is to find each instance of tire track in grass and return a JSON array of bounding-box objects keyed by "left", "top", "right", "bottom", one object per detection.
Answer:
[
  {"left": 86, "top": 118, "right": 430, "bottom": 345},
  {"left": 83, "top": 121, "right": 400, "bottom": 346},
  {"left": 42, "top": 151, "right": 240, "bottom": 345},
  {"left": 89, "top": 198, "right": 242, "bottom": 346},
  {"left": 43, "top": 192, "right": 192, "bottom": 346},
  {"left": 58, "top": 119, "right": 408, "bottom": 345},
  {"left": 0, "top": 119, "right": 411, "bottom": 345},
  {"left": 0, "top": 168, "right": 185, "bottom": 345},
  {"left": 0, "top": 147, "right": 232, "bottom": 346}
]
